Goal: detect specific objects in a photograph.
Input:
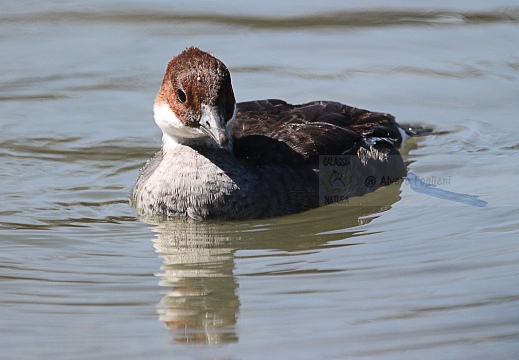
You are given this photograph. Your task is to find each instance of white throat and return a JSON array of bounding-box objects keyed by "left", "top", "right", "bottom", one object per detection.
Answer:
[{"left": 153, "top": 102, "right": 236, "bottom": 150}]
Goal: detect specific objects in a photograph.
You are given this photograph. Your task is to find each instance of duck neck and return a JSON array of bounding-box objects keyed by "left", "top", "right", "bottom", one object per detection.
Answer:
[{"left": 162, "top": 133, "right": 233, "bottom": 154}]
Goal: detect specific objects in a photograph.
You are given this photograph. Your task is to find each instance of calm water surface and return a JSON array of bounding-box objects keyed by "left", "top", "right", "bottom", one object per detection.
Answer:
[{"left": 1, "top": 1, "right": 519, "bottom": 359}]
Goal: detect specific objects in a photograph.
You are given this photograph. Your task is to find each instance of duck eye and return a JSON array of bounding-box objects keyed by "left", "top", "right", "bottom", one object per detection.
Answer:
[{"left": 177, "top": 89, "right": 187, "bottom": 103}]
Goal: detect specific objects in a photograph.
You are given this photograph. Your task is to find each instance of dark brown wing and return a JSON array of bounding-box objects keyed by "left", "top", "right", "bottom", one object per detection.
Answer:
[{"left": 232, "top": 99, "right": 403, "bottom": 165}]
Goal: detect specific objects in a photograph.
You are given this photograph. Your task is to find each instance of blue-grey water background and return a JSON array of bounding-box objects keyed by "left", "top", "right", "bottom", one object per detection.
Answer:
[{"left": 1, "top": 1, "right": 519, "bottom": 359}]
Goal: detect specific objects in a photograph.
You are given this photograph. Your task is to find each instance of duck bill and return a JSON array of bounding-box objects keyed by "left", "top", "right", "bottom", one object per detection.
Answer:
[{"left": 199, "top": 104, "right": 230, "bottom": 148}]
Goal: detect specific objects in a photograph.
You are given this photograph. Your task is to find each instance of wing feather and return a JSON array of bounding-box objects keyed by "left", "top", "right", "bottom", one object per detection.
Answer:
[{"left": 233, "top": 100, "right": 403, "bottom": 165}]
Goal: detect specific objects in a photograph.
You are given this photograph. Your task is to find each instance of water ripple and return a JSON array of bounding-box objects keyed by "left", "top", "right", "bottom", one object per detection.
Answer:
[
  {"left": 0, "top": 137, "right": 156, "bottom": 163},
  {"left": 2, "top": 8, "right": 519, "bottom": 28}
]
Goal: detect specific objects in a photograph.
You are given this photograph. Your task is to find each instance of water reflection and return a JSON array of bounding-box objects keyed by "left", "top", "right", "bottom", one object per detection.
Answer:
[
  {"left": 149, "top": 182, "right": 403, "bottom": 344},
  {"left": 152, "top": 221, "right": 239, "bottom": 344}
]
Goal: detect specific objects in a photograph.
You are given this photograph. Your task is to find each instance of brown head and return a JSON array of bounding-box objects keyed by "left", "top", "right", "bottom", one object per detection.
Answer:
[{"left": 153, "top": 47, "right": 236, "bottom": 149}]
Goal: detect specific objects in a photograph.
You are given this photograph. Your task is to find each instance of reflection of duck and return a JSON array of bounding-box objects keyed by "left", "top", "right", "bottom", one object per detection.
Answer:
[
  {"left": 153, "top": 221, "right": 239, "bottom": 344},
  {"left": 132, "top": 47, "right": 427, "bottom": 220},
  {"left": 150, "top": 184, "right": 402, "bottom": 344}
]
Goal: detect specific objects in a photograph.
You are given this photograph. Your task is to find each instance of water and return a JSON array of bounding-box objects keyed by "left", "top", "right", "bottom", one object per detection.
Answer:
[{"left": 1, "top": 1, "right": 519, "bottom": 359}]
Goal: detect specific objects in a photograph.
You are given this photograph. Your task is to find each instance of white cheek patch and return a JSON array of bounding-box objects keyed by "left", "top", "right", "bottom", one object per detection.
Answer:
[
  {"left": 153, "top": 101, "right": 237, "bottom": 149},
  {"left": 153, "top": 102, "right": 204, "bottom": 143}
]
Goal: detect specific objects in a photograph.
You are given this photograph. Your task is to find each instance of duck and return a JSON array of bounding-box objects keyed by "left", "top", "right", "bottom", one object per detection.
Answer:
[{"left": 132, "top": 47, "right": 425, "bottom": 220}]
